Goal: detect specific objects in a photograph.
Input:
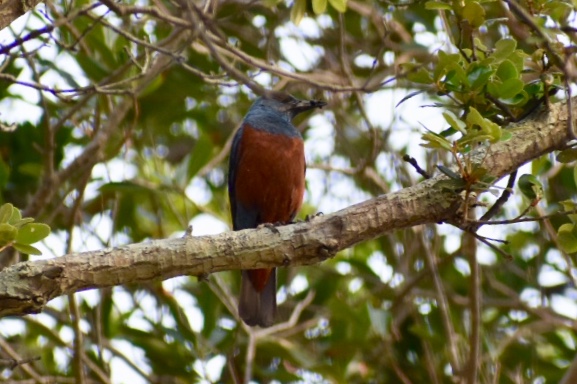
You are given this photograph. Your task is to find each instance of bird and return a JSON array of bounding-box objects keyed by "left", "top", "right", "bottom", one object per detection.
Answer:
[{"left": 228, "top": 91, "right": 326, "bottom": 327}]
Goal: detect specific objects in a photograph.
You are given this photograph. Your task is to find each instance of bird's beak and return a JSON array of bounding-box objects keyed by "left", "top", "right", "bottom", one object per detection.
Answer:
[{"left": 289, "top": 99, "right": 327, "bottom": 116}]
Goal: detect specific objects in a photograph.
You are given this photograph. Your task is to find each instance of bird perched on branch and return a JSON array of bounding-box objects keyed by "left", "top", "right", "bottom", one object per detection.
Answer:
[{"left": 228, "top": 91, "right": 326, "bottom": 327}]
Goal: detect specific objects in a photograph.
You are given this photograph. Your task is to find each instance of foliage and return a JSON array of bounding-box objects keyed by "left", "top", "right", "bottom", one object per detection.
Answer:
[
  {"left": 0, "top": 0, "right": 577, "bottom": 382},
  {"left": 0, "top": 203, "right": 50, "bottom": 256}
]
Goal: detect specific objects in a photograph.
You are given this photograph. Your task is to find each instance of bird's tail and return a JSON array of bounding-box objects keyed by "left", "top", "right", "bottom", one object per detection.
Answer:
[{"left": 238, "top": 269, "right": 277, "bottom": 327}]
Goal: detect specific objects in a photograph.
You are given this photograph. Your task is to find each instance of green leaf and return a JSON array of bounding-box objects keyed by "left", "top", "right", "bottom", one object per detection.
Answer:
[
  {"left": 462, "top": 1, "right": 485, "bottom": 28},
  {"left": 465, "top": 107, "right": 501, "bottom": 143},
  {"left": 557, "top": 148, "right": 577, "bottom": 163},
  {"left": 500, "top": 89, "right": 529, "bottom": 106},
  {"left": 290, "top": 0, "right": 307, "bottom": 25},
  {"left": 312, "top": 0, "right": 327, "bottom": 14},
  {"left": 496, "top": 60, "right": 519, "bottom": 81},
  {"left": 99, "top": 181, "right": 155, "bottom": 194},
  {"left": 493, "top": 39, "right": 517, "bottom": 62},
  {"left": 0, "top": 223, "right": 17, "bottom": 246},
  {"left": 498, "top": 78, "right": 524, "bottom": 99},
  {"left": 16, "top": 223, "right": 51, "bottom": 245},
  {"left": 560, "top": 200, "right": 577, "bottom": 224},
  {"left": 11, "top": 218, "right": 35, "bottom": 229},
  {"left": 518, "top": 174, "right": 542, "bottom": 200},
  {"left": 0, "top": 203, "right": 13, "bottom": 223},
  {"left": 443, "top": 65, "right": 468, "bottom": 89},
  {"left": 469, "top": 166, "right": 488, "bottom": 181},
  {"left": 439, "top": 126, "right": 459, "bottom": 138},
  {"left": 396, "top": 90, "right": 426, "bottom": 107},
  {"left": 543, "top": 1, "right": 572, "bottom": 22},
  {"left": 437, "top": 165, "right": 461, "bottom": 180},
  {"left": 18, "top": 162, "right": 43, "bottom": 177},
  {"left": 507, "top": 50, "right": 526, "bottom": 73},
  {"left": 500, "top": 131, "right": 513, "bottom": 142},
  {"left": 557, "top": 224, "right": 577, "bottom": 254},
  {"left": 13, "top": 243, "right": 42, "bottom": 255},
  {"left": 328, "top": 0, "right": 347, "bottom": 13},
  {"left": 442, "top": 111, "right": 467, "bottom": 134},
  {"left": 8, "top": 207, "right": 22, "bottom": 224},
  {"left": 425, "top": 1, "right": 452, "bottom": 10},
  {"left": 139, "top": 75, "right": 165, "bottom": 98},
  {"left": 435, "top": 50, "right": 464, "bottom": 82},
  {"left": 459, "top": 133, "right": 495, "bottom": 146},
  {"left": 404, "top": 65, "right": 433, "bottom": 84},
  {"left": 467, "top": 63, "right": 494, "bottom": 90},
  {"left": 421, "top": 130, "right": 453, "bottom": 151}
]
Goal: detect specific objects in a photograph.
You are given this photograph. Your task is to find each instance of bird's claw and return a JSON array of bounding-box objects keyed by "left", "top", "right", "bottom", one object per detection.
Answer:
[
  {"left": 257, "top": 222, "right": 281, "bottom": 234},
  {"left": 305, "top": 212, "right": 324, "bottom": 222}
]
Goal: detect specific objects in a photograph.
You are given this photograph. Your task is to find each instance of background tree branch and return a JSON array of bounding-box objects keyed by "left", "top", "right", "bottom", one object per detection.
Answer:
[{"left": 0, "top": 0, "right": 44, "bottom": 31}]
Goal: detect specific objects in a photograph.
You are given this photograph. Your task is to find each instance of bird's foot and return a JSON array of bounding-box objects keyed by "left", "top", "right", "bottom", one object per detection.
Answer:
[
  {"left": 182, "top": 225, "right": 194, "bottom": 238},
  {"left": 305, "top": 212, "right": 324, "bottom": 222},
  {"left": 257, "top": 222, "right": 282, "bottom": 234}
]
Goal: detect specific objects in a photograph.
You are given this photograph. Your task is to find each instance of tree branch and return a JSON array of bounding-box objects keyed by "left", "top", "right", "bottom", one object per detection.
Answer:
[
  {"left": 0, "top": 99, "right": 572, "bottom": 318},
  {"left": 0, "top": 0, "right": 45, "bottom": 31}
]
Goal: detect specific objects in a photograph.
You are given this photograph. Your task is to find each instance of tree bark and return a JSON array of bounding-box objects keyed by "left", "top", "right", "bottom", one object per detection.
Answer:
[
  {"left": 0, "top": 0, "right": 44, "bottom": 31},
  {"left": 0, "top": 99, "right": 572, "bottom": 318}
]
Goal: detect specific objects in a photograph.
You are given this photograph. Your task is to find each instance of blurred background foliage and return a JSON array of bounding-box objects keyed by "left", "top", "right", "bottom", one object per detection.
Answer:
[{"left": 1, "top": 0, "right": 577, "bottom": 382}]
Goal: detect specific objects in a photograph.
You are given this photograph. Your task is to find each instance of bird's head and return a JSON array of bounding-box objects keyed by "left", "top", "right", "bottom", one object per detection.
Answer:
[{"left": 252, "top": 91, "right": 327, "bottom": 120}]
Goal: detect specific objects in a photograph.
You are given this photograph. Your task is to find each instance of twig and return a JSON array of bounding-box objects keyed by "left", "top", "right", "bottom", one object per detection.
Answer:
[
  {"left": 418, "top": 227, "right": 462, "bottom": 371},
  {"left": 0, "top": 337, "right": 44, "bottom": 381},
  {"left": 403, "top": 154, "right": 431, "bottom": 179},
  {"left": 68, "top": 294, "right": 86, "bottom": 384},
  {"left": 23, "top": 28, "right": 189, "bottom": 219},
  {"left": 470, "top": 233, "right": 513, "bottom": 260},
  {"left": 565, "top": 77, "right": 576, "bottom": 140},
  {"left": 65, "top": 171, "right": 92, "bottom": 384},
  {"left": 253, "top": 290, "right": 316, "bottom": 338},
  {"left": 243, "top": 291, "right": 316, "bottom": 383},
  {"left": 473, "top": 171, "right": 517, "bottom": 229},
  {"left": 560, "top": 350, "right": 577, "bottom": 384},
  {"left": 464, "top": 226, "right": 480, "bottom": 384},
  {"left": 503, "top": 0, "right": 565, "bottom": 70},
  {"left": 415, "top": 315, "right": 441, "bottom": 384},
  {"left": 103, "top": 340, "right": 151, "bottom": 381},
  {"left": 472, "top": 208, "right": 577, "bottom": 225},
  {"left": 0, "top": 356, "right": 41, "bottom": 369},
  {"left": 0, "top": 2, "right": 102, "bottom": 55}
]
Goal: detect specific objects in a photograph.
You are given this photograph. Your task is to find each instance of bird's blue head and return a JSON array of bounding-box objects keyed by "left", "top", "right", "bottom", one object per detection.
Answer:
[{"left": 243, "top": 91, "right": 327, "bottom": 135}]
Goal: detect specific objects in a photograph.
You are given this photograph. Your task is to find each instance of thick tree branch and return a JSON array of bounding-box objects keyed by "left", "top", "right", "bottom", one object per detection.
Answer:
[
  {"left": 0, "top": 99, "right": 572, "bottom": 318},
  {"left": 0, "top": 0, "right": 44, "bottom": 31}
]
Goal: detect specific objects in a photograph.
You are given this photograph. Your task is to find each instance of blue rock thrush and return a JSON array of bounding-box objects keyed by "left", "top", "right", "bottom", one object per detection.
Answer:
[{"left": 228, "top": 91, "right": 326, "bottom": 327}]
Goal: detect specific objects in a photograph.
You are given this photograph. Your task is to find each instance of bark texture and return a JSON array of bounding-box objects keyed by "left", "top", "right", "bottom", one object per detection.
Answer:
[{"left": 0, "top": 0, "right": 43, "bottom": 31}]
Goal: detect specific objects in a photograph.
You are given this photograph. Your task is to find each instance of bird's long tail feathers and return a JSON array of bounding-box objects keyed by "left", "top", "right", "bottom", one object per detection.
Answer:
[{"left": 238, "top": 269, "right": 276, "bottom": 327}]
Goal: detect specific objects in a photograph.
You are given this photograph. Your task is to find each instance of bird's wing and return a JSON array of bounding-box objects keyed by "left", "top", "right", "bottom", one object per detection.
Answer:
[{"left": 228, "top": 125, "right": 244, "bottom": 229}]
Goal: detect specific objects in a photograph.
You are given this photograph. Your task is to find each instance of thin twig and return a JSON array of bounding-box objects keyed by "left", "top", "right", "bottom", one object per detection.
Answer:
[
  {"left": 0, "top": 337, "right": 44, "bottom": 381},
  {"left": 403, "top": 154, "right": 432, "bottom": 179},
  {"left": 0, "top": 356, "right": 41, "bottom": 369},
  {"left": 418, "top": 227, "right": 462, "bottom": 371},
  {"left": 471, "top": 232, "right": 513, "bottom": 260},
  {"left": 464, "top": 224, "right": 480, "bottom": 384},
  {"left": 243, "top": 291, "right": 316, "bottom": 383},
  {"left": 476, "top": 171, "right": 517, "bottom": 227}
]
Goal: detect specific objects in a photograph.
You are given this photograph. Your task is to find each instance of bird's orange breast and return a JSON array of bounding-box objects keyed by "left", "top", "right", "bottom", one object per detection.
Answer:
[{"left": 234, "top": 124, "right": 305, "bottom": 225}]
